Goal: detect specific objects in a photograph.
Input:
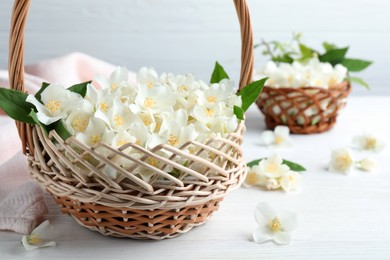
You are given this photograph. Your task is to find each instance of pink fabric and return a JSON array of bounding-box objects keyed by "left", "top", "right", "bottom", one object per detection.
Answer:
[{"left": 0, "top": 52, "right": 136, "bottom": 234}]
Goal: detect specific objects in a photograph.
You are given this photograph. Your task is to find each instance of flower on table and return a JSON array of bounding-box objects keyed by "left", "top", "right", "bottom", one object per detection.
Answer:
[
  {"left": 329, "top": 148, "right": 354, "bottom": 174},
  {"left": 352, "top": 133, "right": 386, "bottom": 153},
  {"left": 261, "top": 126, "right": 293, "bottom": 147},
  {"left": 244, "top": 154, "right": 304, "bottom": 192},
  {"left": 356, "top": 158, "right": 376, "bottom": 172},
  {"left": 22, "top": 220, "right": 56, "bottom": 251},
  {"left": 280, "top": 172, "right": 302, "bottom": 192},
  {"left": 253, "top": 202, "right": 298, "bottom": 245}
]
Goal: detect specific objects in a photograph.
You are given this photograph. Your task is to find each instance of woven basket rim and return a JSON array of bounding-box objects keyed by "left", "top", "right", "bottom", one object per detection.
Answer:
[{"left": 263, "top": 80, "right": 350, "bottom": 92}]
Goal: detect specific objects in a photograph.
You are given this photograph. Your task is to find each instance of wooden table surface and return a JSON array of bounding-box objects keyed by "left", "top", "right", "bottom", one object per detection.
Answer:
[{"left": 1, "top": 96, "right": 390, "bottom": 259}]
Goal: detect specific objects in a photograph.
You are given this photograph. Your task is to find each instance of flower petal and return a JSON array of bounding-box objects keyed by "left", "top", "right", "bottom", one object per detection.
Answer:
[
  {"left": 22, "top": 236, "right": 56, "bottom": 251},
  {"left": 274, "top": 125, "right": 290, "bottom": 137},
  {"left": 261, "top": 130, "right": 275, "bottom": 145},
  {"left": 273, "top": 231, "right": 292, "bottom": 245},
  {"left": 252, "top": 225, "right": 272, "bottom": 244},
  {"left": 255, "top": 202, "right": 276, "bottom": 224},
  {"left": 278, "top": 211, "right": 298, "bottom": 231}
]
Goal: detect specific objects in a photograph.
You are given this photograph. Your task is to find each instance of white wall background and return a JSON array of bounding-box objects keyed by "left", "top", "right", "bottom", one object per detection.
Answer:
[{"left": 0, "top": 0, "right": 389, "bottom": 95}]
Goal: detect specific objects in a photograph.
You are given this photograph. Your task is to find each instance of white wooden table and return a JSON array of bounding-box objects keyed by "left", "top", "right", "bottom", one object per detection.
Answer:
[{"left": 1, "top": 96, "right": 390, "bottom": 259}]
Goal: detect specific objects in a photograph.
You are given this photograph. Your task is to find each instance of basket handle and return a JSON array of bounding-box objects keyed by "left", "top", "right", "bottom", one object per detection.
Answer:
[{"left": 9, "top": 0, "right": 254, "bottom": 154}]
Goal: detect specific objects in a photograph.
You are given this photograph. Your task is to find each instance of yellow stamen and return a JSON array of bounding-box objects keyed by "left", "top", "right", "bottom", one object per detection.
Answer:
[
  {"left": 45, "top": 100, "right": 61, "bottom": 114},
  {"left": 111, "top": 83, "right": 119, "bottom": 91},
  {"left": 99, "top": 102, "right": 109, "bottom": 112},
  {"left": 205, "top": 108, "right": 215, "bottom": 117},
  {"left": 207, "top": 96, "right": 217, "bottom": 103},
  {"left": 287, "top": 76, "right": 294, "bottom": 84},
  {"left": 314, "top": 79, "right": 323, "bottom": 86},
  {"left": 266, "top": 162, "right": 278, "bottom": 173},
  {"left": 90, "top": 135, "right": 101, "bottom": 144},
  {"left": 72, "top": 115, "right": 89, "bottom": 132},
  {"left": 147, "top": 81, "right": 154, "bottom": 89},
  {"left": 116, "top": 140, "right": 127, "bottom": 147},
  {"left": 179, "top": 85, "right": 188, "bottom": 92},
  {"left": 336, "top": 154, "right": 353, "bottom": 170},
  {"left": 135, "top": 139, "right": 141, "bottom": 145},
  {"left": 268, "top": 218, "right": 283, "bottom": 232},
  {"left": 147, "top": 158, "right": 158, "bottom": 167},
  {"left": 143, "top": 117, "right": 152, "bottom": 126},
  {"left": 274, "top": 136, "right": 284, "bottom": 145},
  {"left": 168, "top": 134, "right": 179, "bottom": 146},
  {"left": 365, "top": 138, "right": 377, "bottom": 150},
  {"left": 144, "top": 97, "right": 156, "bottom": 109},
  {"left": 246, "top": 172, "right": 258, "bottom": 185},
  {"left": 328, "top": 77, "right": 338, "bottom": 86},
  {"left": 113, "top": 114, "right": 124, "bottom": 127},
  {"left": 27, "top": 234, "right": 43, "bottom": 245}
]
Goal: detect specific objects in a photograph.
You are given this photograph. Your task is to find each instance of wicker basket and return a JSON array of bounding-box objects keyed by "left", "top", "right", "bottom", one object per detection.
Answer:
[
  {"left": 256, "top": 81, "right": 351, "bottom": 134},
  {"left": 8, "top": 0, "right": 254, "bottom": 239}
]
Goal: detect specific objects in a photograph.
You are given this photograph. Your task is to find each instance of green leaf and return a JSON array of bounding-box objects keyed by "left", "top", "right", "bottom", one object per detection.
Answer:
[
  {"left": 341, "top": 58, "right": 372, "bottom": 72},
  {"left": 299, "top": 44, "right": 315, "bottom": 59},
  {"left": 68, "top": 81, "right": 92, "bottom": 98},
  {"left": 238, "top": 78, "right": 267, "bottom": 112},
  {"left": 233, "top": 105, "right": 245, "bottom": 120},
  {"left": 272, "top": 54, "right": 294, "bottom": 64},
  {"left": 247, "top": 159, "right": 262, "bottom": 168},
  {"left": 319, "top": 47, "right": 349, "bottom": 66},
  {"left": 282, "top": 159, "right": 306, "bottom": 172},
  {"left": 35, "top": 82, "right": 50, "bottom": 100},
  {"left": 247, "top": 158, "right": 306, "bottom": 172},
  {"left": 210, "top": 62, "right": 229, "bottom": 84},
  {"left": 348, "top": 76, "right": 370, "bottom": 90},
  {"left": 0, "top": 88, "right": 36, "bottom": 124},
  {"left": 54, "top": 120, "right": 72, "bottom": 140},
  {"left": 322, "top": 42, "right": 337, "bottom": 52}
]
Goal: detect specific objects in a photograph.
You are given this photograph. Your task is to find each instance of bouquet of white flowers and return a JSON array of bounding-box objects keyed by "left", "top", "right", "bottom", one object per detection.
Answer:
[
  {"left": 4, "top": 0, "right": 256, "bottom": 241},
  {"left": 254, "top": 33, "right": 372, "bottom": 134}
]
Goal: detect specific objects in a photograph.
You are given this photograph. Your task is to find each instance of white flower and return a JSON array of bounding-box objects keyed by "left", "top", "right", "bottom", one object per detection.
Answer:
[
  {"left": 329, "top": 148, "right": 354, "bottom": 174},
  {"left": 280, "top": 172, "right": 302, "bottom": 192},
  {"left": 254, "top": 57, "right": 347, "bottom": 89},
  {"left": 196, "top": 79, "right": 236, "bottom": 107},
  {"left": 356, "top": 158, "right": 376, "bottom": 172},
  {"left": 26, "top": 83, "right": 82, "bottom": 125},
  {"left": 95, "top": 66, "right": 132, "bottom": 92},
  {"left": 244, "top": 165, "right": 268, "bottom": 187},
  {"left": 266, "top": 178, "right": 280, "bottom": 190},
  {"left": 258, "top": 154, "right": 291, "bottom": 178},
  {"left": 76, "top": 118, "right": 114, "bottom": 147},
  {"left": 137, "top": 67, "right": 159, "bottom": 89},
  {"left": 96, "top": 100, "right": 136, "bottom": 131},
  {"left": 22, "top": 220, "right": 56, "bottom": 251},
  {"left": 131, "top": 83, "right": 176, "bottom": 114},
  {"left": 352, "top": 133, "right": 386, "bottom": 153},
  {"left": 261, "top": 126, "right": 293, "bottom": 147},
  {"left": 253, "top": 202, "right": 298, "bottom": 245}
]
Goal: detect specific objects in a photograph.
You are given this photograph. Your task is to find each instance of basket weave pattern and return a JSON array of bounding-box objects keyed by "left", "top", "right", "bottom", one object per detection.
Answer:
[
  {"left": 256, "top": 82, "right": 351, "bottom": 134},
  {"left": 9, "top": 0, "right": 254, "bottom": 239}
]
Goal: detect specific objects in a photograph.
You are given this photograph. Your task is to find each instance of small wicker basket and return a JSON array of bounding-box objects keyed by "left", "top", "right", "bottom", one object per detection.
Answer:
[
  {"left": 8, "top": 0, "right": 254, "bottom": 239},
  {"left": 256, "top": 82, "right": 351, "bottom": 134}
]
